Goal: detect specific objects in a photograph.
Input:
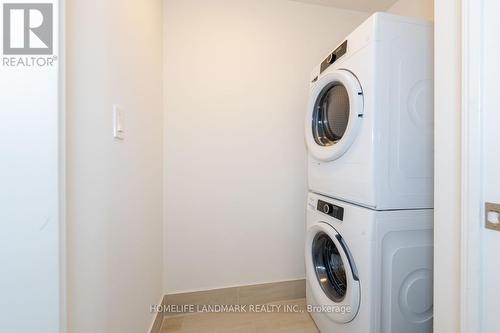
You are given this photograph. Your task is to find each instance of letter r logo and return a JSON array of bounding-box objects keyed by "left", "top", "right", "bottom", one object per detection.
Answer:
[{"left": 3, "top": 3, "right": 53, "bottom": 55}]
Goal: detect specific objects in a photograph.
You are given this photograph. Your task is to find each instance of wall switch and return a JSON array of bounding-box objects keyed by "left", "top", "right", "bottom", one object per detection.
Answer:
[{"left": 113, "top": 105, "right": 124, "bottom": 140}]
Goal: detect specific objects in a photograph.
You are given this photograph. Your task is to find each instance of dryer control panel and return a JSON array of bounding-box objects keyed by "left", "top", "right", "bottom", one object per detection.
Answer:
[
  {"left": 317, "top": 200, "right": 344, "bottom": 221},
  {"left": 320, "top": 40, "right": 348, "bottom": 74}
]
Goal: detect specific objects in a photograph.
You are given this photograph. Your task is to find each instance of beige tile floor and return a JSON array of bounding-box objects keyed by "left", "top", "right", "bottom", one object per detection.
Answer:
[{"left": 160, "top": 299, "right": 319, "bottom": 333}]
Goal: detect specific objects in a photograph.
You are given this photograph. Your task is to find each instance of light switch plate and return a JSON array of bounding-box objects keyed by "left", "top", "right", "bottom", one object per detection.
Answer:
[
  {"left": 485, "top": 202, "right": 500, "bottom": 232},
  {"left": 113, "top": 105, "right": 124, "bottom": 140}
]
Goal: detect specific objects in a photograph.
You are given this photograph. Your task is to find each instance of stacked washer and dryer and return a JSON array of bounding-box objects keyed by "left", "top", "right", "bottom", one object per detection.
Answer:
[{"left": 305, "top": 13, "right": 434, "bottom": 333}]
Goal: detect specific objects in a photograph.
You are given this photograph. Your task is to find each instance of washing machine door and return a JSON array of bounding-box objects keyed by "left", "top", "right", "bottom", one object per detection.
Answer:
[
  {"left": 306, "top": 222, "right": 361, "bottom": 323},
  {"left": 305, "top": 70, "right": 363, "bottom": 162}
]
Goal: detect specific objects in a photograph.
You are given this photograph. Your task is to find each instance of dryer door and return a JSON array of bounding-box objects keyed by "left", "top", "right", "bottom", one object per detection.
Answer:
[
  {"left": 305, "top": 70, "right": 363, "bottom": 162},
  {"left": 306, "top": 222, "right": 361, "bottom": 323}
]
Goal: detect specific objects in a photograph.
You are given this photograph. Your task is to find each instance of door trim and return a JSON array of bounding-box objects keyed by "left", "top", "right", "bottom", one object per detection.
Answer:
[
  {"left": 460, "top": 0, "right": 483, "bottom": 331},
  {"left": 59, "top": 1, "right": 67, "bottom": 332}
]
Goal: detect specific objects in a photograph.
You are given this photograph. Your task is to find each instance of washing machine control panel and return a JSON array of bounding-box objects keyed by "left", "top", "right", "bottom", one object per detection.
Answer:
[
  {"left": 317, "top": 200, "right": 344, "bottom": 221},
  {"left": 320, "top": 40, "right": 348, "bottom": 74}
]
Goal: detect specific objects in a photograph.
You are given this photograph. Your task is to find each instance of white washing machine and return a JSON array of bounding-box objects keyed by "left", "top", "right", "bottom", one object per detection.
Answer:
[
  {"left": 306, "top": 192, "right": 433, "bottom": 333},
  {"left": 305, "top": 13, "right": 434, "bottom": 210}
]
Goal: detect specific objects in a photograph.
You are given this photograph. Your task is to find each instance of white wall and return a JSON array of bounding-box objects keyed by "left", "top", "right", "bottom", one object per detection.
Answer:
[
  {"left": 66, "top": 0, "right": 164, "bottom": 332},
  {"left": 0, "top": 1, "right": 61, "bottom": 332},
  {"left": 387, "top": 0, "right": 434, "bottom": 20},
  {"left": 163, "top": 0, "right": 369, "bottom": 294},
  {"left": 434, "top": 0, "right": 461, "bottom": 331}
]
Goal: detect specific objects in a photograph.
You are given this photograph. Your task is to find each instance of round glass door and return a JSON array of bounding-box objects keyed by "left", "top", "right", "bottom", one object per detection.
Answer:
[
  {"left": 305, "top": 70, "right": 363, "bottom": 162},
  {"left": 306, "top": 222, "right": 361, "bottom": 323},
  {"left": 312, "top": 231, "right": 348, "bottom": 302},
  {"left": 313, "top": 84, "right": 350, "bottom": 147}
]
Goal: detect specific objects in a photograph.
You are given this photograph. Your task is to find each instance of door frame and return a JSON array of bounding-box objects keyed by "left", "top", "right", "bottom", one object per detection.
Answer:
[
  {"left": 460, "top": 0, "right": 483, "bottom": 331},
  {"left": 59, "top": 0, "right": 67, "bottom": 332}
]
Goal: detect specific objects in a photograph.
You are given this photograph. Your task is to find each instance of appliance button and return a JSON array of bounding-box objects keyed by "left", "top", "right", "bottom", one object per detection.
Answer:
[{"left": 323, "top": 204, "right": 331, "bottom": 214}]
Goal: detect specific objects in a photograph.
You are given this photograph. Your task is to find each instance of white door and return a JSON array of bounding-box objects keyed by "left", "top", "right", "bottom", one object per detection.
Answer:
[
  {"left": 481, "top": 0, "right": 500, "bottom": 331},
  {"left": 305, "top": 222, "right": 361, "bottom": 323},
  {"left": 0, "top": 1, "right": 61, "bottom": 332},
  {"left": 305, "top": 70, "right": 364, "bottom": 162}
]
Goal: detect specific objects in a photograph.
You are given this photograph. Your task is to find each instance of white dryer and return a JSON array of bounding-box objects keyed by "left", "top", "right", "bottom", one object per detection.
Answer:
[
  {"left": 306, "top": 13, "right": 434, "bottom": 210},
  {"left": 305, "top": 192, "right": 434, "bottom": 333}
]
